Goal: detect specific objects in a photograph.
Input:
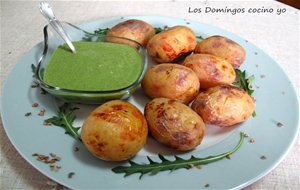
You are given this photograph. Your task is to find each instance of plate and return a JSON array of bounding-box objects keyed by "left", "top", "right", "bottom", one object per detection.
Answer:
[{"left": 1, "top": 16, "right": 299, "bottom": 189}]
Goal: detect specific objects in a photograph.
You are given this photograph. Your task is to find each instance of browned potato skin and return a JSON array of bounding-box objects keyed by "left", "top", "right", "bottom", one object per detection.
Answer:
[
  {"left": 145, "top": 98, "right": 205, "bottom": 151},
  {"left": 107, "top": 19, "right": 155, "bottom": 47},
  {"left": 147, "top": 26, "right": 197, "bottom": 63},
  {"left": 183, "top": 53, "right": 236, "bottom": 89},
  {"left": 81, "top": 100, "right": 148, "bottom": 161},
  {"left": 195, "top": 36, "right": 246, "bottom": 68},
  {"left": 142, "top": 63, "right": 200, "bottom": 104},
  {"left": 192, "top": 85, "right": 255, "bottom": 127}
]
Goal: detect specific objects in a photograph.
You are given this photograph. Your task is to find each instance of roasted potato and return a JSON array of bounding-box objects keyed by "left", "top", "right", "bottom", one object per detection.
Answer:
[
  {"left": 81, "top": 100, "right": 148, "bottom": 161},
  {"left": 145, "top": 98, "right": 205, "bottom": 151},
  {"left": 142, "top": 63, "right": 200, "bottom": 104},
  {"left": 147, "top": 26, "right": 197, "bottom": 63},
  {"left": 192, "top": 85, "right": 255, "bottom": 127},
  {"left": 195, "top": 35, "right": 246, "bottom": 68},
  {"left": 107, "top": 19, "right": 155, "bottom": 47},
  {"left": 183, "top": 53, "right": 236, "bottom": 89}
]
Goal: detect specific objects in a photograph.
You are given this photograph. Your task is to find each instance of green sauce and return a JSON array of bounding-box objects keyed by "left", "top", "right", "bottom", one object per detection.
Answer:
[{"left": 43, "top": 42, "right": 143, "bottom": 91}]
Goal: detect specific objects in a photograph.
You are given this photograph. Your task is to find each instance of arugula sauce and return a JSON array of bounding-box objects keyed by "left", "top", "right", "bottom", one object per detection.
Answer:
[{"left": 43, "top": 42, "right": 142, "bottom": 91}]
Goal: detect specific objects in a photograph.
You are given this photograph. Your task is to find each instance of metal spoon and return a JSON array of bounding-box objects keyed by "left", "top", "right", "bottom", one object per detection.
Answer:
[{"left": 39, "top": 2, "right": 76, "bottom": 54}]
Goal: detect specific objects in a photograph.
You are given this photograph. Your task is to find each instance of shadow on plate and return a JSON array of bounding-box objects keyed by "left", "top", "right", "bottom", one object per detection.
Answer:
[
  {"left": 205, "top": 123, "right": 241, "bottom": 136},
  {"left": 129, "top": 87, "right": 151, "bottom": 110},
  {"left": 142, "top": 135, "right": 190, "bottom": 156},
  {"left": 71, "top": 140, "right": 126, "bottom": 169}
]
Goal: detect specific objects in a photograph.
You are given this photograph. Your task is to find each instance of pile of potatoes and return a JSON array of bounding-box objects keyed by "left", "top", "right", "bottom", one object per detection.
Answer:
[{"left": 81, "top": 19, "right": 255, "bottom": 161}]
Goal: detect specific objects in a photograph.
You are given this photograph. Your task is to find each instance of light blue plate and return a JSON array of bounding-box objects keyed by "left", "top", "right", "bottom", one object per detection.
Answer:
[{"left": 1, "top": 16, "right": 299, "bottom": 189}]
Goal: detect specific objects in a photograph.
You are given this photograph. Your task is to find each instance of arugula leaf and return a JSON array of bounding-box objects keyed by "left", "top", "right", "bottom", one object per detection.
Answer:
[
  {"left": 233, "top": 69, "right": 255, "bottom": 96},
  {"left": 112, "top": 132, "right": 244, "bottom": 178},
  {"left": 154, "top": 27, "right": 165, "bottom": 34},
  {"left": 196, "top": 36, "right": 204, "bottom": 41},
  {"left": 93, "top": 28, "right": 110, "bottom": 35},
  {"left": 83, "top": 28, "right": 110, "bottom": 42},
  {"left": 31, "top": 63, "right": 45, "bottom": 78},
  {"left": 233, "top": 69, "right": 256, "bottom": 116},
  {"left": 31, "top": 64, "right": 36, "bottom": 74},
  {"left": 45, "top": 104, "right": 81, "bottom": 140}
]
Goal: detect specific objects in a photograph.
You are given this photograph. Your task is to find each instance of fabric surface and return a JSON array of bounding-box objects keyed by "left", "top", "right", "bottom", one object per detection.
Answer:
[{"left": 1, "top": 1, "right": 299, "bottom": 189}]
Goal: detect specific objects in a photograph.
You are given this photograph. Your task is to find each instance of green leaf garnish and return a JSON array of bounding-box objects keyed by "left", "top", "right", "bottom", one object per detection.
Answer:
[
  {"left": 44, "top": 103, "right": 81, "bottom": 140},
  {"left": 196, "top": 36, "right": 204, "bottom": 41},
  {"left": 154, "top": 27, "right": 165, "bottom": 34},
  {"left": 112, "top": 132, "right": 245, "bottom": 178},
  {"left": 233, "top": 69, "right": 256, "bottom": 116},
  {"left": 83, "top": 28, "right": 110, "bottom": 41},
  {"left": 31, "top": 64, "right": 36, "bottom": 74},
  {"left": 233, "top": 69, "right": 255, "bottom": 96},
  {"left": 93, "top": 28, "right": 110, "bottom": 35}
]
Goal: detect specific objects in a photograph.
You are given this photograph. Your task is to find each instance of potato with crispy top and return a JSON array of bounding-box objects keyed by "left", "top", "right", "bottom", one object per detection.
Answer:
[
  {"left": 107, "top": 19, "right": 155, "bottom": 47},
  {"left": 195, "top": 35, "right": 246, "bottom": 68},
  {"left": 147, "top": 26, "right": 197, "bottom": 63},
  {"left": 192, "top": 85, "right": 255, "bottom": 127},
  {"left": 142, "top": 63, "right": 200, "bottom": 104},
  {"left": 81, "top": 100, "right": 148, "bottom": 161},
  {"left": 145, "top": 98, "right": 205, "bottom": 151},
  {"left": 183, "top": 53, "right": 236, "bottom": 89}
]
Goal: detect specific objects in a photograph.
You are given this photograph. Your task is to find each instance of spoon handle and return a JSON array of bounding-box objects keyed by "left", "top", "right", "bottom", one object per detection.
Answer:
[{"left": 39, "top": 2, "right": 76, "bottom": 54}]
